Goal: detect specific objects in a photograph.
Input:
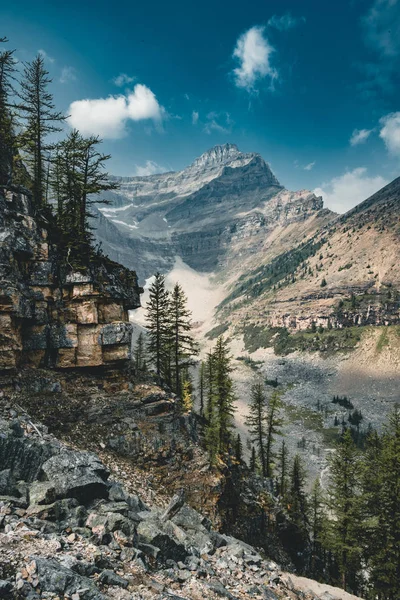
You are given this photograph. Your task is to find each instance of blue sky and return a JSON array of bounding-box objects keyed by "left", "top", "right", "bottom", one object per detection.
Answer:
[{"left": 2, "top": 0, "right": 400, "bottom": 212}]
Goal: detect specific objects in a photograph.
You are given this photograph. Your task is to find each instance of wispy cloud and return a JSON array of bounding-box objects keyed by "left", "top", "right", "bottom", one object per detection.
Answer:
[
  {"left": 113, "top": 73, "right": 135, "bottom": 87},
  {"left": 379, "top": 112, "right": 400, "bottom": 156},
  {"left": 134, "top": 160, "right": 167, "bottom": 176},
  {"left": 267, "top": 13, "right": 306, "bottom": 31},
  {"left": 38, "top": 49, "right": 55, "bottom": 63},
  {"left": 59, "top": 66, "right": 77, "bottom": 84},
  {"left": 314, "top": 167, "right": 388, "bottom": 213},
  {"left": 350, "top": 128, "right": 373, "bottom": 146},
  {"left": 192, "top": 110, "right": 199, "bottom": 125},
  {"left": 203, "top": 112, "right": 233, "bottom": 135},
  {"left": 68, "top": 84, "right": 164, "bottom": 139},
  {"left": 232, "top": 25, "right": 277, "bottom": 93},
  {"left": 304, "top": 161, "right": 315, "bottom": 171}
]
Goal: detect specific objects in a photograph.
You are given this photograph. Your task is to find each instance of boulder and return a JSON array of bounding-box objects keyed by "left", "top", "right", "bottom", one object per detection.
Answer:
[{"left": 34, "top": 557, "right": 106, "bottom": 599}]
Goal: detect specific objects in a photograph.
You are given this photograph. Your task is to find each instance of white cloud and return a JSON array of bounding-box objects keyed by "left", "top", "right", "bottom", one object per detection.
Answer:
[
  {"left": 113, "top": 73, "right": 135, "bottom": 87},
  {"left": 38, "top": 49, "right": 55, "bottom": 63},
  {"left": 268, "top": 13, "right": 305, "bottom": 31},
  {"left": 314, "top": 167, "right": 388, "bottom": 213},
  {"left": 68, "top": 84, "right": 164, "bottom": 139},
  {"left": 304, "top": 161, "right": 315, "bottom": 171},
  {"left": 192, "top": 110, "right": 199, "bottom": 125},
  {"left": 203, "top": 111, "right": 233, "bottom": 135},
  {"left": 232, "top": 26, "right": 277, "bottom": 93},
  {"left": 134, "top": 160, "right": 167, "bottom": 176},
  {"left": 350, "top": 128, "right": 373, "bottom": 146},
  {"left": 379, "top": 112, "right": 400, "bottom": 155},
  {"left": 59, "top": 66, "right": 77, "bottom": 84}
]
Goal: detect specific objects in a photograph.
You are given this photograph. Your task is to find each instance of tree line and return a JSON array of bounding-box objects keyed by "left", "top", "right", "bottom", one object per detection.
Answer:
[{"left": 0, "top": 37, "right": 115, "bottom": 262}]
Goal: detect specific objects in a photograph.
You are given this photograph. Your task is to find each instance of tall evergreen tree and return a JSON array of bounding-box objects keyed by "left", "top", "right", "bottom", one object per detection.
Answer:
[
  {"left": 198, "top": 360, "right": 206, "bottom": 417},
  {"left": 235, "top": 433, "right": 243, "bottom": 462},
  {"left": 0, "top": 38, "right": 17, "bottom": 186},
  {"left": 134, "top": 332, "right": 146, "bottom": 374},
  {"left": 365, "top": 407, "right": 400, "bottom": 599},
  {"left": 277, "top": 438, "right": 289, "bottom": 498},
  {"left": 265, "top": 390, "right": 283, "bottom": 478},
  {"left": 326, "top": 429, "right": 362, "bottom": 593},
  {"left": 309, "top": 477, "right": 326, "bottom": 578},
  {"left": 250, "top": 446, "right": 257, "bottom": 472},
  {"left": 245, "top": 380, "right": 269, "bottom": 477},
  {"left": 17, "top": 55, "right": 65, "bottom": 208},
  {"left": 213, "top": 336, "right": 236, "bottom": 453},
  {"left": 286, "top": 454, "right": 310, "bottom": 569},
  {"left": 168, "top": 283, "right": 199, "bottom": 396},
  {"left": 145, "top": 273, "right": 170, "bottom": 379},
  {"left": 50, "top": 130, "right": 116, "bottom": 253}
]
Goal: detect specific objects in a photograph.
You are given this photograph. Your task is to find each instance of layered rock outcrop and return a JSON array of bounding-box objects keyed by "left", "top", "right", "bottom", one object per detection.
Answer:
[{"left": 0, "top": 186, "right": 142, "bottom": 371}]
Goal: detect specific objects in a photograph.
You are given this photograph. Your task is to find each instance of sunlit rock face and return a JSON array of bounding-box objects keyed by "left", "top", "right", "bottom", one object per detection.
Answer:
[
  {"left": 0, "top": 186, "right": 141, "bottom": 371},
  {"left": 94, "top": 144, "right": 326, "bottom": 278}
]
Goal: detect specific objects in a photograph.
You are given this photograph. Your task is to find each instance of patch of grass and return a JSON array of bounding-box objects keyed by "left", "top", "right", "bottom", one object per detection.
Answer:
[
  {"left": 205, "top": 322, "right": 230, "bottom": 340},
  {"left": 219, "top": 236, "right": 326, "bottom": 308},
  {"left": 376, "top": 327, "right": 390, "bottom": 353},
  {"left": 284, "top": 404, "right": 324, "bottom": 430},
  {"left": 243, "top": 324, "right": 364, "bottom": 355},
  {"left": 321, "top": 427, "right": 341, "bottom": 447},
  {"left": 236, "top": 356, "right": 261, "bottom": 371}
]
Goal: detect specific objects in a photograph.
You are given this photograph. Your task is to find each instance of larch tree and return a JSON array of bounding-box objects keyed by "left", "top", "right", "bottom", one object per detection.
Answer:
[
  {"left": 17, "top": 55, "right": 65, "bottom": 209},
  {"left": 213, "top": 336, "right": 236, "bottom": 454},
  {"left": 265, "top": 390, "right": 283, "bottom": 478},
  {"left": 145, "top": 273, "right": 170, "bottom": 379},
  {"left": 168, "top": 283, "right": 199, "bottom": 396},
  {"left": 286, "top": 454, "right": 310, "bottom": 570},
  {"left": 198, "top": 360, "right": 206, "bottom": 417},
  {"left": 277, "top": 438, "right": 289, "bottom": 498},
  {"left": 0, "top": 38, "right": 17, "bottom": 186},
  {"left": 245, "top": 380, "right": 269, "bottom": 477},
  {"left": 326, "top": 429, "right": 362, "bottom": 593},
  {"left": 134, "top": 332, "right": 146, "bottom": 374}
]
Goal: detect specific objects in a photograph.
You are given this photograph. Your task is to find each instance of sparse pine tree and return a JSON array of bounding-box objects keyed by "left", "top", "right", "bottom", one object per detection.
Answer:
[
  {"left": 286, "top": 454, "right": 310, "bottom": 569},
  {"left": 168, "top": 283, "right": 199, "bottom": 396},
  {"left": 213, "top": 336, "right": 235, "bottom": 454},
  {"left": 325, "top": 429, "right": 362, "bottom": 593},
  {"left": 250, "top": 446, "right": 257, "bottom": 472},
  {"left": 235, "top": 433, "right": 243, "bottom": 462},
  {"left": 277, "top": 438, "right": 289, "bottom": 498},
  {"left": 17, "top": 55, "right": 65, "bottom": 208},
  {"left": 0, "top": 39, "right": 17, "bottom": 186},
  {"left": 145, "top": 273, "right": 170, "bottom": 379},
  {"left": 265, "top": 390, "right": 283, "bottom": 478},
  {"left": 134, "top": 332, "right": 146, "bottom": 374},
  {"left": 309, "top": 478, "right": 326, "bottom": 578},
  {"left": 245, "top": 380, "right": 269, "bottom": 477},
  {"left": 198, "top": 360, "right": 206, "bottom": 417}
]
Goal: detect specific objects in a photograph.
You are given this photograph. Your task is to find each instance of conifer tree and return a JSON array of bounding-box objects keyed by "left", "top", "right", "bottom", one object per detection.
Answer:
[
  {"left": 198, "top": 360, "right": 205, "bottom": 417},
  {"left": 309, "top": 478, "right": 326, "bottom": 578},
  {"left": 265, "top": 390, "right": 283, "bottom": 478},
  {"left": 286, "top": 454, "right": 310, "bottom": 568},
  {"left": 168, "top": 283, "right": 199, "bottom": 396},
  {"left": 250, "top": 446, "right": 257, "bottom": 472},
  {"left": 17, "top": 55, "right": 65, "bottom": 208},
  {"left": 0, "top": 38, "right": 17, "bottom": 186},
  {"left": 326, "top": 429, "right": 362, "bottom": 592},
  {"left": 245, "top": 380, "right": 269, "bottom": 477},
  {"left": 277, "top": 438, "right": 289, "bottom": 498},
  {"left": 50, "top": 130, "right": 116, "bottom": 253},
  {"left": 145, "top": 273, "right": 170, "bottom": 379},
  {"left": 235, "top": 433, "right": 243, "bottom": 462},
  {"left": 134, "top": 332, "right": 146, "bottom": 374},
  {"left": 365, "top": 407, "right": 400, "bottom": 599},
  {"left": 213, "top": 336, "right": 235, "bottom": 453}
]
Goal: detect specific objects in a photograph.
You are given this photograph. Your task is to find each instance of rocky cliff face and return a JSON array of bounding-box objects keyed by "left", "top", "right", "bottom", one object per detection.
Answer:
[
  {"left": 0, "top": 186, "right": 142, "bottom": 371},
  {"left": 94, "top": 144, "right": 326, "bottom": 279}
]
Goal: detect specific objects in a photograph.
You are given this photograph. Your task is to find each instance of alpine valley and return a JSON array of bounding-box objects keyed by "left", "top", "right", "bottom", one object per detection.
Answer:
[{"left": 95, "top": 143, "right": 400, "bottom": 481}]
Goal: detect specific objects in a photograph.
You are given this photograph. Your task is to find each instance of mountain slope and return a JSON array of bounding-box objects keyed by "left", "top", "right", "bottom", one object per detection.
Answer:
[{"left": 94, "top": 144, "right": 328, "bottom": 279}]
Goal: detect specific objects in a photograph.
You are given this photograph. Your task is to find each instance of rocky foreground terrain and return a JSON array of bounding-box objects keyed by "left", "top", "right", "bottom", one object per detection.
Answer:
[{"left": 0, "top": 384, "right": 361, "bottom": 600}]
